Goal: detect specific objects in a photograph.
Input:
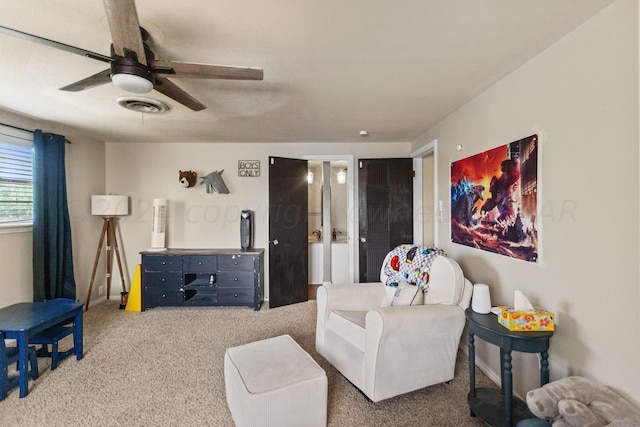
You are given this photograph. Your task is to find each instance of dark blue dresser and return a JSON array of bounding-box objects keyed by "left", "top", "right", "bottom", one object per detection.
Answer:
[{"left": 140, "top": 248, "right": 264, "bottom": 310}]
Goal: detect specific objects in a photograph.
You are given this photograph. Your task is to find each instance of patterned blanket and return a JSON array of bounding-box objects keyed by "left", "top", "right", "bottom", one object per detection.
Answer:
[{"left": 381, "top": 245, "right": 446, "bottom": 291}]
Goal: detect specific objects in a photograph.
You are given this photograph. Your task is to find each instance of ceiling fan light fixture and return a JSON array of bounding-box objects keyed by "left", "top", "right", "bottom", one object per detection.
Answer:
[
  {"left": 0, "top": 0, "right": 263, "bottom": 112},
  {"left": 111, "top": 73, "right": 153, "bottom": 93}
]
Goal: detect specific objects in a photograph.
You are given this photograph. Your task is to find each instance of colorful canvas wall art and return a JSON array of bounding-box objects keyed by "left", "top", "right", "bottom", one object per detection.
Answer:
[{"left": 450, "top": 134, "right": 539, "bottom": 262}]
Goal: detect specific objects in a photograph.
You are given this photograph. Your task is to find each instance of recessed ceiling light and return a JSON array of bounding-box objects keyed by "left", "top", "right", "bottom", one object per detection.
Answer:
[
  {"left": 359, "top": 130, "right": 369, "bottom": 137},
  {"left": 117, "top": 97, "right": 170, "bottom": 114}
]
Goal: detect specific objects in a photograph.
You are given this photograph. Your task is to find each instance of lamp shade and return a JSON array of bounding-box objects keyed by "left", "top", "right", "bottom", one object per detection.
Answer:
[
  {"left": 471, "top": 284, "right": 492, "bottom": 314},
  {"left": 91, "top": 195, "right": 129, "bottom": 216}
]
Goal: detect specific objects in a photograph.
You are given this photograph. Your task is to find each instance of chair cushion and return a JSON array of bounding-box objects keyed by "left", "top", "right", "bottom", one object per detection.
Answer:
[
  {"left": 381, "top": 286, "right": 395, "bottom": 307},
  {"left": 391, "top": 282, "right": 424, "bottom": 306},
  {"left": 423, "top": 256, "right": 466, "bottom": 306},
  {"left": 326, "top": 310, "right": 367, "bottom": 352}
]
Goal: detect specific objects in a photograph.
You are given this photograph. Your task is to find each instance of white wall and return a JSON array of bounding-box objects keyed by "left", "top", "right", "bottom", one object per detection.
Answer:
[
  {"left": 412, "top": 0, "right": 640, "bottom": 404},
  {"left": 105, "top": 141, "right": 410, "bottom": 299},
  {"left": 0, "top": 109, "right": 106, "bottom": 308}
]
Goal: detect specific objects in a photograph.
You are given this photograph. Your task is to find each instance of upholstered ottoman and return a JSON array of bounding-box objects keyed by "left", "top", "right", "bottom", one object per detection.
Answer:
[{"left": 224, "top": 334, "right": 328, "bottom": 427}]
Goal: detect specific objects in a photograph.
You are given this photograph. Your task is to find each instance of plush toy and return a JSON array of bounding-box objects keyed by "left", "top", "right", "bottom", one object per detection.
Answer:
[
  {"left": 179, "top": 170, "right": 198, "bottom": 188},
  {"left": 525, "top": 376, "right": 640, "bottom": 426}
]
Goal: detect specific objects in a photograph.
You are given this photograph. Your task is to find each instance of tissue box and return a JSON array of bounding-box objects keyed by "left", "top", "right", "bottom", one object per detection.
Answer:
[{"left": 497, "top": 306, "right": 554, "bottom": 331}]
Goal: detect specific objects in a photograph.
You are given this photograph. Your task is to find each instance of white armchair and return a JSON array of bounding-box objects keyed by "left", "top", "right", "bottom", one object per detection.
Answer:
[{"left": 316, "top": 251, "right": 472, "bottom": 402}]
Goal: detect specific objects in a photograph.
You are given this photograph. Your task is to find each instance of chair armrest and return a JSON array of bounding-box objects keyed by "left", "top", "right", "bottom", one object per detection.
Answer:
[
  {"left": 315, "top": 283, "right": 386, "bottom": 353},
  {"left": 365, "top": 304, "right": 465, "bottom": 349},
  {"left": 362, "top": 304, "right": 466, "bottom": 400}
]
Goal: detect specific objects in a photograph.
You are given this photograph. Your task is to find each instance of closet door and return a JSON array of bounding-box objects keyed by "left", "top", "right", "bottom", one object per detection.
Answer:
[
  {"left": 358, "top": 158, "right": 413, "bottom": 282},
  {"left": 268, "top": 157, "right": 308, "bottom": 308}
]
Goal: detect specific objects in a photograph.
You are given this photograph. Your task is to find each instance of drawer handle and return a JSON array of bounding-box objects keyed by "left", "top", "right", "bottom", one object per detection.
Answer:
[
  {"left": 234, "top": 261, "right": 238, "bottom": 265},
  {"left": 162, "top": 262, "right": 166, "bottom": 265},
  {"left": 234, "top": 293, "right": 238, "bottom": 297},
  {"left": 234, "top": 277, "right": 238, "bottom": 281},
  {"left": 198, "top": 262, "right": 203, "bottom": 265},
  {"left": 161, "top": 278, "right": 166, "bottom": 282}
]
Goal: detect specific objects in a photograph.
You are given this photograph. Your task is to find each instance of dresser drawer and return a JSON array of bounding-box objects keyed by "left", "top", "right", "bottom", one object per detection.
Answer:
[
  {"left": 143, "top": 287, "right": 184, "bottom": 308},
  {"left": 183, "top": 255, "right": 217, "bottom": 272},
  {"left": 218, "top": 254, "right": 255, "bottom": 271},
  {"left": 216, "top": 271, "right": 255, "bottom": 288},
  {"left": 143, "top": 255, "right": 181, "bottom": 272},
  {"left": 143, "top": 272, "right": 182, "bottom": 288},
  {"left": 218, "top": 288, "right": 255, "bottom": 305}
]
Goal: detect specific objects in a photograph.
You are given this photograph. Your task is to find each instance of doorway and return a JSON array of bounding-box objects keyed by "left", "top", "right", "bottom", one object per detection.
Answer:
[
  {"left": 422, "top": 154, "right": 435, "bottom": 246},
  {"left": 268, "top": 157, "right": 308, "bottom": 308},
  {"left": 307, "top": 160, "right": 350, "bottom": 286},
  {"left": 357, "top": 158, "right": 414, "bottom": 282},
  {"left": 412, "top": 139, "right": 438, "bottom": 247}
]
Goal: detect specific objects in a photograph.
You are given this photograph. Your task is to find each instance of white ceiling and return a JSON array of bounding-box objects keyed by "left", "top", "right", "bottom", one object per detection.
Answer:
[{"left": 0, "top": 1, "right": 615, "bottom": 143}]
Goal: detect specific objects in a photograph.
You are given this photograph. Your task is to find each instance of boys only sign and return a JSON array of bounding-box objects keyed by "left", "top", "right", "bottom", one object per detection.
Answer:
[{"left": 238, "top": 160, "right": 260, "bottom": 177}]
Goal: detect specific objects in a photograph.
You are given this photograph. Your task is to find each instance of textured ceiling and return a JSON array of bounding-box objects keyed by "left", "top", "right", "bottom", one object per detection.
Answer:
[{"left": 0, "top": 0, "right": 615, "bottom": 143}]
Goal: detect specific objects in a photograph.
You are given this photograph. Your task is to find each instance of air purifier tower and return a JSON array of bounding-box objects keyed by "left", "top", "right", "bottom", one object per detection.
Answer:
[{"left": 240, "top": 210, "right": 253, "bottom": 250}]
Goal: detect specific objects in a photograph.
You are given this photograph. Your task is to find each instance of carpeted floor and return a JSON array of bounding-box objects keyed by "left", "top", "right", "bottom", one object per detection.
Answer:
[{"left": 0, "top": 300, "right": 496, "bottom": 426}]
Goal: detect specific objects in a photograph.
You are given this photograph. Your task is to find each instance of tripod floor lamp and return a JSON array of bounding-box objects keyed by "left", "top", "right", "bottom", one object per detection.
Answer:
[{"left": 85, "top": 195, "right": 129, "bottom": 311}]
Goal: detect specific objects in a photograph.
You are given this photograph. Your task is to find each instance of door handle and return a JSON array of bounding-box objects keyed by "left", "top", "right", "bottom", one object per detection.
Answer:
[
  {"left": 360, "top": 237, "right": 366, "bottom": 243},
  {"left": 271, "top": 239, "right": 279, "bottom": 246}
]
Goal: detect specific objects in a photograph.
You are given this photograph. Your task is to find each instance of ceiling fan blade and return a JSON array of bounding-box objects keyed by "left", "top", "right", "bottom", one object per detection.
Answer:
[
  {"left": 152, "top": 60, "right": 264, "bottom": 80},
  {"left": 60, "top": 69, "right": 113, "bottom": 92},
  {"left": 0, "top": 25, "right": 111, "bottom": 63},
  {"left": 103, "top": 0, "right": 147, "bottom": 65},
  {"left": 154, "top": 77, "right": 206, "bottom": 111}
]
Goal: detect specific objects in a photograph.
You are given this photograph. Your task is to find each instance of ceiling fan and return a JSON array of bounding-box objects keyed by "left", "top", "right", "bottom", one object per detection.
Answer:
[{"left": 0, "top": 0, "right": 263, "bottom": 111}]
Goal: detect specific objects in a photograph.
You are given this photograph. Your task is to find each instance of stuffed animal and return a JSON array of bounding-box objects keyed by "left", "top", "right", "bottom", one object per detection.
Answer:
[
  {"left": 525, "top": 376, "right": 640, "bottom": 426},
  {"left": 179, "top": 170, "right": 198, "bottom": 188}
]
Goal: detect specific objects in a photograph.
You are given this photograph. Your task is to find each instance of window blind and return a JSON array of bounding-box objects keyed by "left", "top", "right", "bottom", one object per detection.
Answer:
[{"left": 0, "top": 129, "right": 33, "bottom": 224}]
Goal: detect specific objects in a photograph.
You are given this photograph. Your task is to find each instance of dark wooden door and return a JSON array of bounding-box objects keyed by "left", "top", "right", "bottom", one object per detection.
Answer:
[
  {"left": 358, "top": 158, "right": 413, "bottom": 282},
  {"left": 268, "top": 157, "right": 308, "bottom": 308}
]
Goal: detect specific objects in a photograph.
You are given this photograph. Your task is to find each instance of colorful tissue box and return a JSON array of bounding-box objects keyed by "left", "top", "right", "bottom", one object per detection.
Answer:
[{"left": 497, "top": 306, "right": 555, "bottom": 331}]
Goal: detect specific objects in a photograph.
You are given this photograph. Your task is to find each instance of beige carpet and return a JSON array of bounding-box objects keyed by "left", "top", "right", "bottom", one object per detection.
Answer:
[{"left": 0, "top": 300, "right": 496, "bottom": 426}]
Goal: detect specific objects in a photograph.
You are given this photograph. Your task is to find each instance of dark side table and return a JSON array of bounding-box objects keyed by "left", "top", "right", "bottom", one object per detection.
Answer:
[{"left": 466, "top": 308, "right": 553, "bottom": 427}]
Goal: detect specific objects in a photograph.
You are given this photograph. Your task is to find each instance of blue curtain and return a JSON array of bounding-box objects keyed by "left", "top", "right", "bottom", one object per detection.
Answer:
[{"left": 32, "top": 130, "right": 76, "bottom": 301}]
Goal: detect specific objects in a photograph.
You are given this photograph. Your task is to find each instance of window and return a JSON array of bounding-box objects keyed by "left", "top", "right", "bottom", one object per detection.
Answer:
[{"left": 0, "top": 126, "right": 33, "bottom": 225}]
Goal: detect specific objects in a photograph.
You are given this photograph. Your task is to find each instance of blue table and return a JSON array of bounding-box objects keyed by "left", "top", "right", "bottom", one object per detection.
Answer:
[
  {"left": 0, "top": 301, "right": 83, "bottom": 397},
  {"left": 466, "top": 308, "right": 553, "bottom": 427}
]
